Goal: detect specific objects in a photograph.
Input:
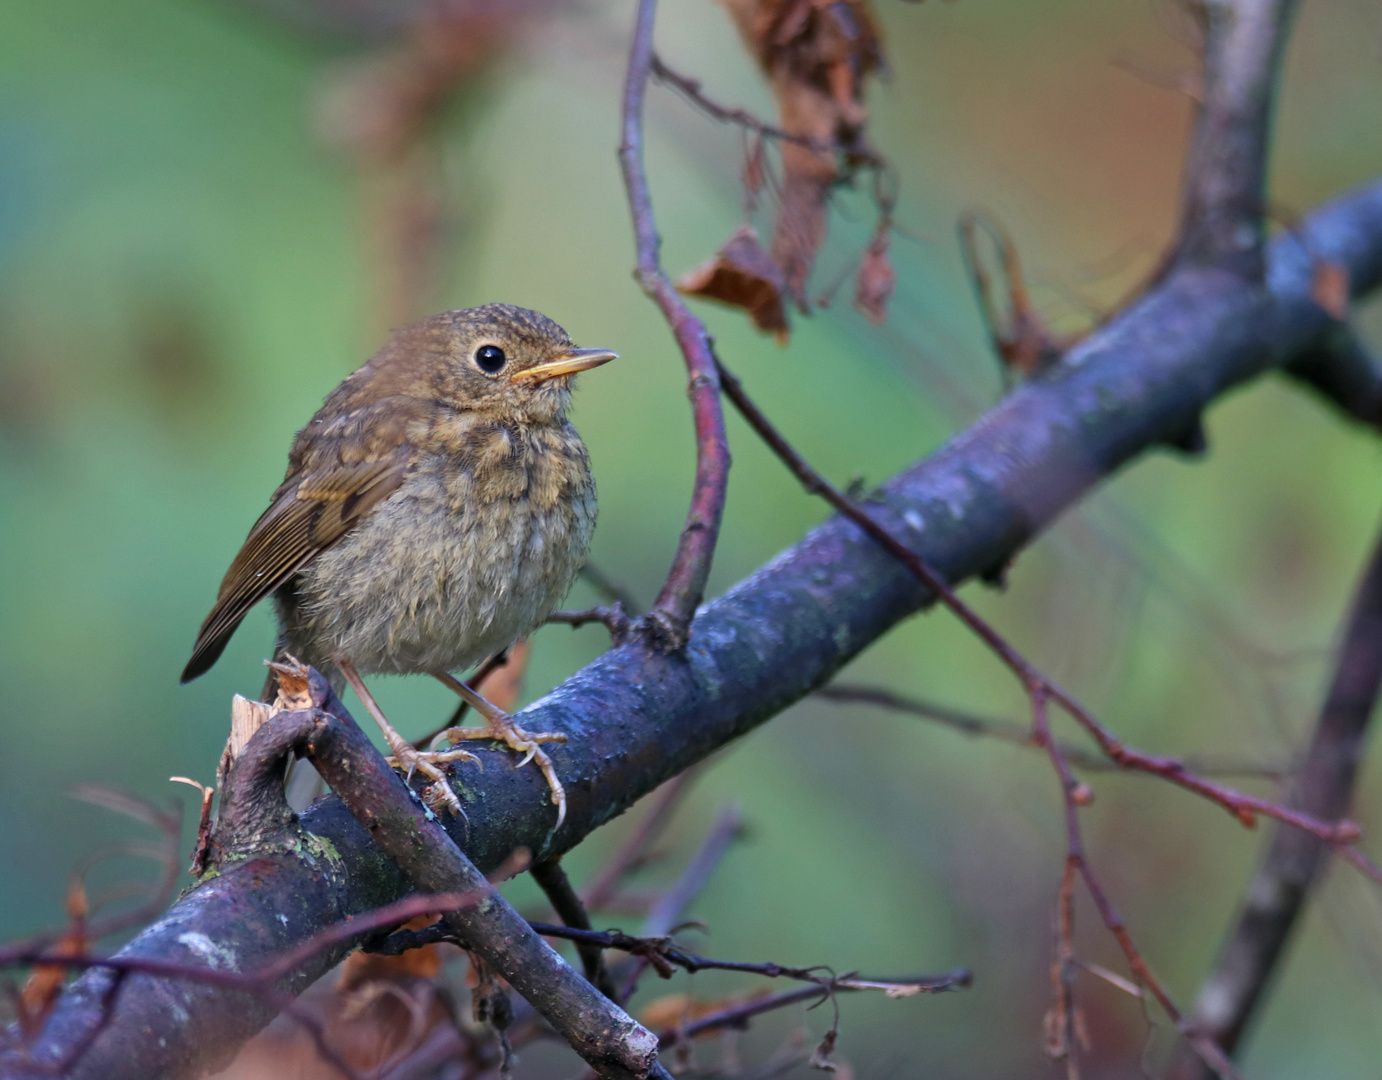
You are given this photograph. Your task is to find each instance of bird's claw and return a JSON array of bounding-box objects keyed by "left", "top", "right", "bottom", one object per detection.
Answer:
[
  {"left": 385, "top": 743, "right": 480, "bottom": 817},
  {"left": 441, "top": 715, "right": 567, "bottom": 831}
]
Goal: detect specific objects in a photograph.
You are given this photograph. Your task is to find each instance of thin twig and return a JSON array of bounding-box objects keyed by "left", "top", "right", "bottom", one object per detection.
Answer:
[
  {"left": 661, "top": 968, "right": 970, "bottom": 1050},
  {"left": 650, "top": 54, "right": 883, "bottom": 168},
  {"left": 714, "top": 356, "right": 1359, "bottom": 847},
  {"left": 817, "top": 683, "right": 1290, "bottom": 778},
  {"left": 547, "top": 604, "right": 634, "bottom": 644},
  {"left": 1029, "top": 692, "right": 1246, "bottom": 1080},
  {"left": 530, "top": 859, "right": 617, "bottom": 999},
  {"left": 619, "top": 0, "right": 731, "bottom": 649}
]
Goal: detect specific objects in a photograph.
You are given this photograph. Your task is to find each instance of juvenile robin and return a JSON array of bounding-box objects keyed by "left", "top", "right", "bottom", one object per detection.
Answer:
[{"left": 181, "top": 303, "right": 618, "bottom": 828}]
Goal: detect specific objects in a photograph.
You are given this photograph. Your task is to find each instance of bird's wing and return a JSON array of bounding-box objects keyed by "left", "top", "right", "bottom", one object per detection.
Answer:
[{"left": 181, "top": 452, "right": 409, "bottom": 682}]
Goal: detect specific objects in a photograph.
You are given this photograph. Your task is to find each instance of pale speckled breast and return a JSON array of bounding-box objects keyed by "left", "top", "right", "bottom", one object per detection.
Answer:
[{"left": 277, "top": 419, "right": 595, "bottom": 676}]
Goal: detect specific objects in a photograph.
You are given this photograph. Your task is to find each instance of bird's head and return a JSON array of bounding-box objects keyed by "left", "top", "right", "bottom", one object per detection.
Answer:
[{"left": 367, "top": 304, "right": 617, "bottom": 425}]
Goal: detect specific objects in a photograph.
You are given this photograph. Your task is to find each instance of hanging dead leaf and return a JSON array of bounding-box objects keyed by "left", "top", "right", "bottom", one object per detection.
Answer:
[
  {"left": 810, "top": 1024, "right": 839, "bottom": 1071},
  {"left": 854, "top": 228, "right": 895, "bottom": 324},
  {"left": 678, "top": 226, "right": 791, "bottom": 341},
  {"left": 718, "top": 0, "right": 886, "bottom": 308},
  {"left": 1310, "top": 259, "right": 1350, "bottom": 320}
]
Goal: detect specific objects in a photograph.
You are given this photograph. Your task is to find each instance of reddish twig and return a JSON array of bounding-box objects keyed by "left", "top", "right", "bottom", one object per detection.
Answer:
[
  {"left": 816, "top": 683, "right": 1290, "bottom": 778},
  {"left": 711, "top": 352, "right": 1375, "bottom": 1073},
  {"left": 547, "top": 604, "right": 634, "bottom": 644},
  {"left": 649, "top": 54, "right": 884, "bottom": 169},
  {"left": 1030, "top": 692, "right": 1246, "bottom": 1079},
  {"left": 619, "top": 0, "right": 731, "bottom": 649},
  {"left": 714, "top": 356, "right": 1360, "bottom": 847}
]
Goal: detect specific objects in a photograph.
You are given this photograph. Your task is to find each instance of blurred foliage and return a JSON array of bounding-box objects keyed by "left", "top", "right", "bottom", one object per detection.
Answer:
[{"left": 2, "top": 0, "right": 1382, "bottom": 1077}]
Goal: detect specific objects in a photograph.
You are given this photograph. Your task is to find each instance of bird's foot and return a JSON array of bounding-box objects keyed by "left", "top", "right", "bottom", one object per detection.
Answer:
[
  {"left": 442, "top": 714, "right": 568, "bottom": 830},
  {"left": 384, "top": 742, "right": 480, "bottom": 817}
]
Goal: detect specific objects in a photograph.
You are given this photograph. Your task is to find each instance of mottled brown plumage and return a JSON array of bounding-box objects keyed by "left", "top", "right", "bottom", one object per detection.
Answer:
[{"left": 183, "top": 304, "right": 617, "bottom": 826}]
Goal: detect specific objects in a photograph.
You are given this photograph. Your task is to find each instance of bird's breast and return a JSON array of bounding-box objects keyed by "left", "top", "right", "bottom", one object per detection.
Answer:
[{"left": 286, "top": 423, "right": 596, "bottom": 675}]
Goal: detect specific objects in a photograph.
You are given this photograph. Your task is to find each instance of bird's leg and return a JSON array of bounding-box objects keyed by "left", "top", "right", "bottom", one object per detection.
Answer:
[
  {"left": 433, "top": 672, "right": 568, "bottom": 830},
  {"left": 335, "top": 658, "right": 477, "bottom": 816}
]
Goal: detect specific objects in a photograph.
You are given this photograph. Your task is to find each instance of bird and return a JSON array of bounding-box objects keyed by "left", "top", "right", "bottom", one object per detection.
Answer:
[{"left": 181, "top": 303, "right": 618, "bottom": 829}]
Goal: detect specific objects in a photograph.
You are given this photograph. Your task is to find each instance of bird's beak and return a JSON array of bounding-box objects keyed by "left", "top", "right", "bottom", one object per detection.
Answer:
[{"left": 512, "top": 347, "right": 619, "bottom": 385}]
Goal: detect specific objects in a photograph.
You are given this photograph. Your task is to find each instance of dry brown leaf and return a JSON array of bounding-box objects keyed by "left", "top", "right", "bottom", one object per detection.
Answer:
[
  {"left": 854, "top": 228, "right": 895, "bottom": 324},
  {"left": 17, "top": 880, "right": 90, "bottom": 1035},
  {"left": 1310, "top": 259, "right": 1350, "bottom": 320},
  {"left": 678, "top": 226, "right": 791, "bottom": 341},
  {"left": 337, "top": 915, "right": 444, "bottom": 992},
  {"left": 719, "top": 0, "right": 885, "bottom": 308}
]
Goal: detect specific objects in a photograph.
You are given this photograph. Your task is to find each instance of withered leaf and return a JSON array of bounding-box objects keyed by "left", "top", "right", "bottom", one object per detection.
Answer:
[
  {"left": 854, "top": 229, "right": 895, "bottom": 324},
  {"left": 678, "top": 225, "right": 790, "bottom": 341},
  {"left": 719, "top": 0, "right": 886, "bottom": 307}
]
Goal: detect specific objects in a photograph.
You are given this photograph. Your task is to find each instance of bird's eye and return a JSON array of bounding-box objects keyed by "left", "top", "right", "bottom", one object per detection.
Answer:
[{"left": 475, "top": 345, "right": 507, "bottom": 374}]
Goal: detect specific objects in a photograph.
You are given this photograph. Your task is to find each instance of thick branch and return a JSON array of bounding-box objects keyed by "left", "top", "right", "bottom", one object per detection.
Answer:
[
  {"left": 1172, "top": 0, "right": 1300, "bottom": 278},
  {"left": 1283, "top": 325, "right": 1382, "bottom": 431},
  {"left": 11, "top": 176, "right": 1382, "bottom": 1080},
  {"left": 1168, "top": 515, "right": 1382, "bottom": 1079}
]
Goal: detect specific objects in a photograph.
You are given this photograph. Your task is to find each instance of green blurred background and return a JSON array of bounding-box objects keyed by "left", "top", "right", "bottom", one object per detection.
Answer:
[{"left": 3, "top": 0, "right": 1382, "bottom": 1076}]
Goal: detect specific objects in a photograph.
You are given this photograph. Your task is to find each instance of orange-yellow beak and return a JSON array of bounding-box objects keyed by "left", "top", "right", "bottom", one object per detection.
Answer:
[{"left": 512, "top": 347, "right": 618, "bottom": 385}]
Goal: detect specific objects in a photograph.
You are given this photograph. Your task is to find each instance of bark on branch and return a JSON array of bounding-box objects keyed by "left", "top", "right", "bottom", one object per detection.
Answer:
[
  {"left": 1172, "top": 0, "right": 1300, "bottom": 279},
  {"left": 9, "top": 176, "right": 1382, "bottom": 1080}
]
